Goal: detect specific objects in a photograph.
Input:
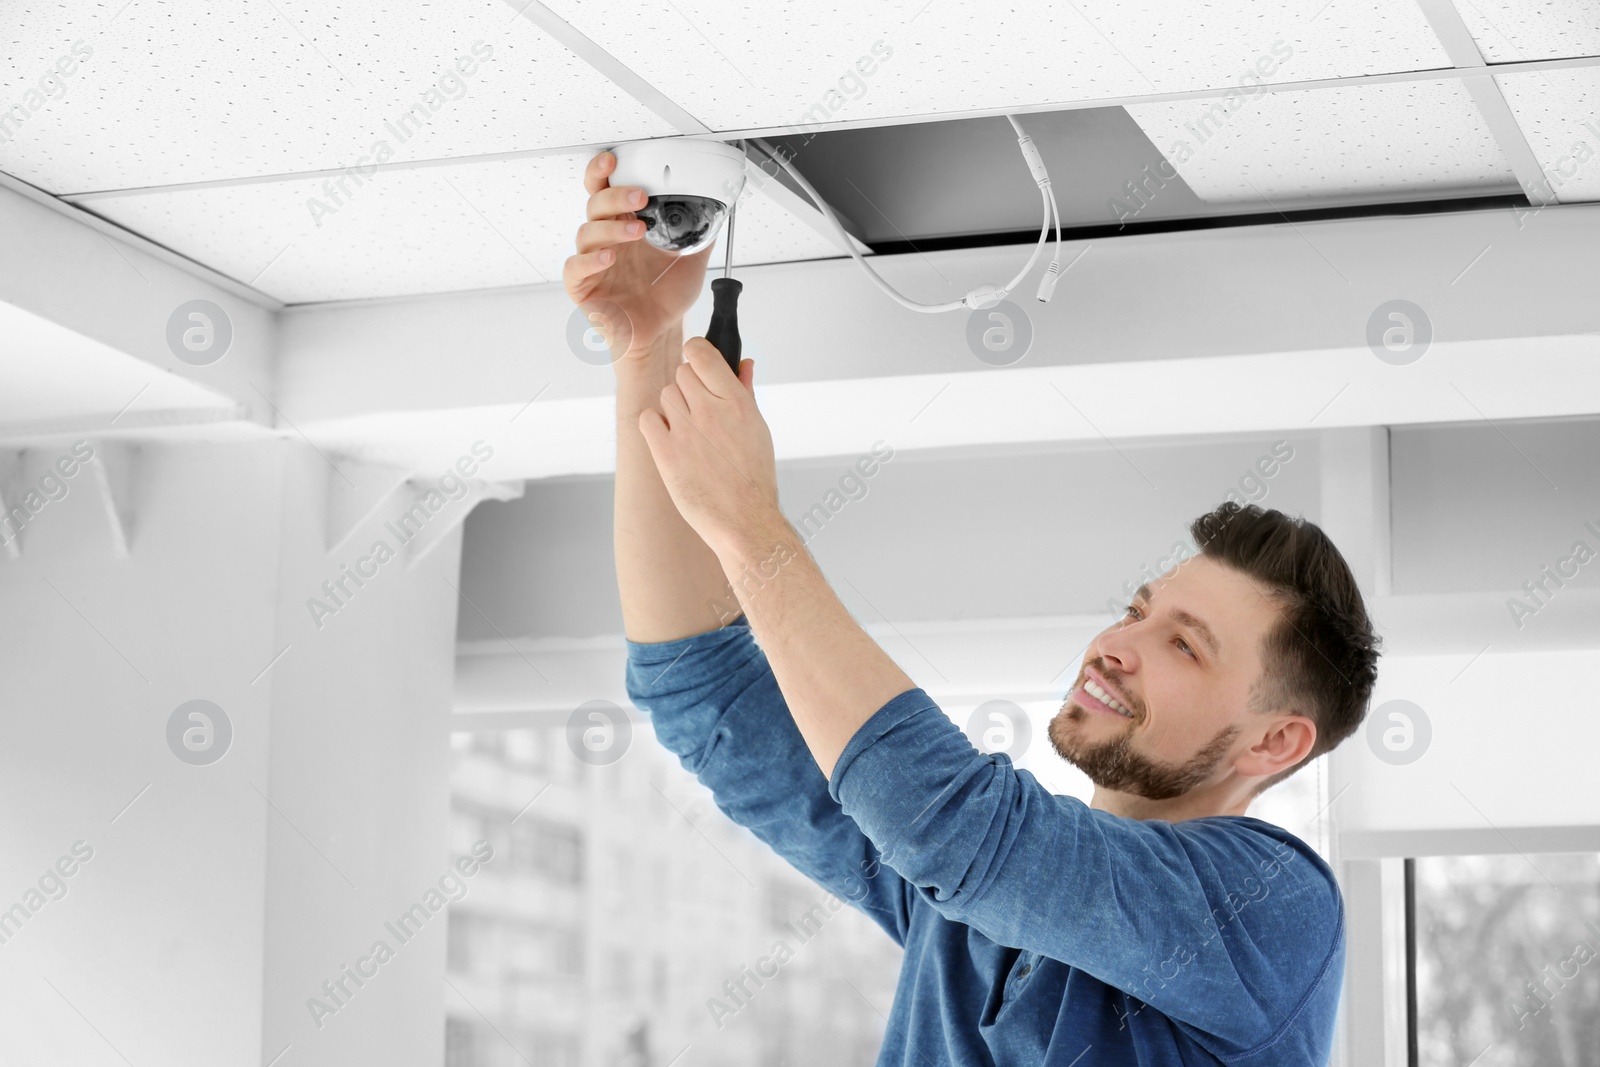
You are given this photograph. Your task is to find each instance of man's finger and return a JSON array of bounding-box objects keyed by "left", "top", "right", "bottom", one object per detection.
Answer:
[
  {"left": 674, "top": 354, "right": 715, "bottom": 411},
  {"left": 587, "top": 184, "right": 646, "bottom": 222},
  {"left": 562, "top": 249, "right": 614, "bottom": 290},
  {"left": 637, "top": 408, "right": 673, "bottom": 460},
  {"left": 682, "top": 337, "right": 739, "bottom": 399},
  {"left": 576, "top": 218, "right": 645, "bottom": 254},
  {"left": 583, "top": 150, "right": 615, "bottom": 196},
  {"left": 658, "top": 382, "right": 690, "bottom": 424}
]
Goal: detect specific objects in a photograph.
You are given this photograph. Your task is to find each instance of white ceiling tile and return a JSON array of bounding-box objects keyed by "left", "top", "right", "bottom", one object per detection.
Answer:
[
  {"left": 1125, "top": 79, "right": 1517, "bottom": 203},
  {"left": 537, "top": 0, "right": 1452, "bottom": 130},
  {"left": 0, "top": 0, "right": 675, "bottom": 194},
  {"left": 76, "top": 162, "right": 576, "bottom": 305},
  {"left": 1450, "top": 0, "right": 1600, "bottom": 62},
  {"left": 79, "top": 152, "right": 842, "bottom": 304},
  {"left": 1496, "top": 67, "right": 1600, "bottom": 203}
]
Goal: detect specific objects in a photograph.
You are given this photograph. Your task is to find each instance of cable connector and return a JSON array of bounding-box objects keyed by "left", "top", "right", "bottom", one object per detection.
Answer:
[
  {"left": 1036, "top": 260, "right": 1062, "bottom": 303},
  {"left": 1016, "top": 133, "right": 1050, "bottom": 188},
  {"left": 963, "top": 282, "right": 1008, "bottom": 310}
]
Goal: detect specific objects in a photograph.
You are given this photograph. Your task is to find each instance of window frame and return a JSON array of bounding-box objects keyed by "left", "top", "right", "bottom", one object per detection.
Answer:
[{"left": 1338, "top": 825, "right": 1600, "bottom": 1067}]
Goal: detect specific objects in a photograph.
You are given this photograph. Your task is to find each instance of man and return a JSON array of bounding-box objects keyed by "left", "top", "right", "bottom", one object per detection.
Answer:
[{"left": 565, "top": 149, "right": 1382, "bottom": 1065}]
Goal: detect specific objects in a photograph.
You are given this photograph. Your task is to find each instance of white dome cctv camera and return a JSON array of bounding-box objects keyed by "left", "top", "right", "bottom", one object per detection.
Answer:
[{"left": 609, "top": 137, "right": 747, "bottom": 255}]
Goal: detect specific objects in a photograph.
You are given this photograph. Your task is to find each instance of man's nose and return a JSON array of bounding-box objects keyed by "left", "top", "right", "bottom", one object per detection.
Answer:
[{"left": 1095, "top": 626, "right": 1138, "bottom": 674}]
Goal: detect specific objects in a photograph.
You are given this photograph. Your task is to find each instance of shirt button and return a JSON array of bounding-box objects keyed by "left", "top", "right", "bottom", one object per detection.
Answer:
[{"left": 1017, "top": 964, "right": 1032, "bottom": 978}]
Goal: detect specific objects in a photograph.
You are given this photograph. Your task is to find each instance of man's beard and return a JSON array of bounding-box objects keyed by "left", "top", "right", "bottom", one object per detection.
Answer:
[{"left": 1048, "top": 702, "right": 1240, "bottom": 801}]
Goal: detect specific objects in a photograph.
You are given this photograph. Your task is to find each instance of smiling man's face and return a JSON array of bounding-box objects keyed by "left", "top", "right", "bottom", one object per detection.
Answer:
[{"left": 1049, "top": 553, "right": 1302, "bottom": 804}]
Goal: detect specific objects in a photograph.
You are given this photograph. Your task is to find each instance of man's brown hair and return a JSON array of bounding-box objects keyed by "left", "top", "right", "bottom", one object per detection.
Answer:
[{"left": 1189, "top": 502, "right": 1383, "bottom": 796}]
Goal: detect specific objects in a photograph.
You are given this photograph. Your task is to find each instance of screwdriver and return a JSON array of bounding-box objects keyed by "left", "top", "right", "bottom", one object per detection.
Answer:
[{"left": 704, "top": 195, "right": 742, "bottom": 378}]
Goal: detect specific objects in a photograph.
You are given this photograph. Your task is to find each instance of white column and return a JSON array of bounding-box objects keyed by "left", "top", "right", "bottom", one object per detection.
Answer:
[{"left": 0, "top": 437, "right": 464, "bottom": 1067}]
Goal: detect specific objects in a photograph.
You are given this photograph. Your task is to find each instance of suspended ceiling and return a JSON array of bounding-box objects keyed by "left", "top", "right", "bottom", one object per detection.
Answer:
[{"left": 0, "top": 0, "right": 1595, "bottom": 305}]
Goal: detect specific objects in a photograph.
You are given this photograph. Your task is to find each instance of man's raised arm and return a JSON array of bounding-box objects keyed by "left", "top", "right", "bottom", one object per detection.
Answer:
[
  {"left": 634, "top": 339, "right": 918, "bottom": 778},
  {"left": 563, "top": 149, "right": 734, "bottom": 642},
  {"left": 565, "top": 151, "right": 914, "bottom": 941}
]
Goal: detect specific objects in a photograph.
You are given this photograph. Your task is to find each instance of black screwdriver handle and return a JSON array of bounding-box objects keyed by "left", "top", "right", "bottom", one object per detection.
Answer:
[{"left": 705, "top": 276, "right": 743, "bottom": 378}]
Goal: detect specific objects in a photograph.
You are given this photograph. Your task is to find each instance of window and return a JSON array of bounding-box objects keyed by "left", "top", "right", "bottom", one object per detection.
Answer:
[
  {"left": 508, "top": 817, "right": 583, "bottom": 884},
  {"left": 445, "top": 1019, "right": 580, "bottom": 1067},
  {"left": 446, "top": 911, "right": 476, "bottom": 976},
  {"left": 1411, "top": 851, "right": 1600, "bottom": 1066},
  {"left": 444, "top": 725, "right": 904, "bottom": 1066}
]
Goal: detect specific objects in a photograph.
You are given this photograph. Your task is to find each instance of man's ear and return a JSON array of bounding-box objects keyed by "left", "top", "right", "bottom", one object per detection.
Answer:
[{"left": 1238, "top": 712, "right": 1316, "bottom": 778}]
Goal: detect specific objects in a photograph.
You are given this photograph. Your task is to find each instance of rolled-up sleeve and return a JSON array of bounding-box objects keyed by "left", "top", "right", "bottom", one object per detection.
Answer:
[
  {"left": 827, "top": 687, "right": 1345, "bottom": 1051},
  {"left": 625, "top": 617, "right": 913, "bottom": 945}
]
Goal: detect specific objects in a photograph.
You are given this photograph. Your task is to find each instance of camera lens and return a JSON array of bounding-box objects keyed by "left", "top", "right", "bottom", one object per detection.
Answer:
[{"left": 637, "top": 194, "right": 727, "bottom": 255}]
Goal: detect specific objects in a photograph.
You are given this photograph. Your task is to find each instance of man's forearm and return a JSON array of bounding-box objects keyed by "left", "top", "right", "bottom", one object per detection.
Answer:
[
  {"left": 710, "top": 513, "right": 916, "bottom": 780},
  {"left": 614, "top": 325, "right": 742, "bottom": 643}
]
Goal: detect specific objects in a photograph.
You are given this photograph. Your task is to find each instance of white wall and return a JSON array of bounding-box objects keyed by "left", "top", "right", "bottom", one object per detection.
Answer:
[
  {"left": 0, "top": 437, "right": 463, "bottom": 1067},
  {"left": 1335, "top": 647, "right": 1600, "bottom": 832},
  {"left": 0, "top": 439, "right": 282, "bottom": 1066},
  {"left": 259, "top": 444, "right": 467, "bottom": 1067}
]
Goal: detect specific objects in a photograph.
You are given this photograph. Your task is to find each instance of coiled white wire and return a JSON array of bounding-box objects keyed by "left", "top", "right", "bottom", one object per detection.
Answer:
[{"left": 745, "top": 114, "right": 1063, "bottom": 313}]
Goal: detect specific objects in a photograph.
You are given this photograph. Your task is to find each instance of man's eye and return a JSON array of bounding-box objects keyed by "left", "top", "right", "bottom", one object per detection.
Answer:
[{"left": 1128, "top": 605, "right": 1197, "bottom": 659}]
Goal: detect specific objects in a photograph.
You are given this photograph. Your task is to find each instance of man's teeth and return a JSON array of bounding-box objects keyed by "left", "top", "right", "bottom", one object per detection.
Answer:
[{"left": 1086, "top": 680, "right": 1132, "bottom": 717}]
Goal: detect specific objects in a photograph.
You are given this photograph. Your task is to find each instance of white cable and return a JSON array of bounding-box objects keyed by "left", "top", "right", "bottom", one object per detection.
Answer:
[
  {"left": 995, "top": 116, "right": 1052, "bottom": 298},
  {"left": 747, "top": 114, "right": 1063, "bottom": 314},
  {"left": 1002, "top": 114, "right": 1066, "bottom": 303},
  {"left": 1036, "top": 177, "right": 1065, "bottom": 303},
  {"left": 746, "top": 137, "right": 963, "bottom": 313}
]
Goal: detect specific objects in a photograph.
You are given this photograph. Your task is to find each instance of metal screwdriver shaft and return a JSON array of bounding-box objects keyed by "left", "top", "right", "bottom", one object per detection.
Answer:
[{"left": 704, "top": 198, "right": 743, "bottom": 378}]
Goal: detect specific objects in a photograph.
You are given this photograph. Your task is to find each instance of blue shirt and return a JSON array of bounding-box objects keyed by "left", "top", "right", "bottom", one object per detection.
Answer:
[{"left": 625, "top": 616, "right": 1345, "bottom": 1066}]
